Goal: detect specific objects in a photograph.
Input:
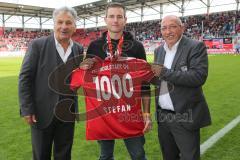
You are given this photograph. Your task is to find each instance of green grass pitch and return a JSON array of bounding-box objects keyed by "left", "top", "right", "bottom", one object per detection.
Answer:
[{"left": 0, "top": 54, "right": 239, "bottom": 159}]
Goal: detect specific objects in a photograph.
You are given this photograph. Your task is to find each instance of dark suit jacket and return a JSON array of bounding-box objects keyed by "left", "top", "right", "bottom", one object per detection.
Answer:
[
  {"left": 18, "top": 34, "right": 83, "bottom": 129},
  {"left": 154, "top": 36, "right": 211, "bottom": 130}
]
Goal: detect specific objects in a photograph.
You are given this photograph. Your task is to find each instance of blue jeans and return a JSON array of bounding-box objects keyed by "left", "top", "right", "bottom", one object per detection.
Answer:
[{"left": 98, "top": 136, "right": 147, "bottom": 160}]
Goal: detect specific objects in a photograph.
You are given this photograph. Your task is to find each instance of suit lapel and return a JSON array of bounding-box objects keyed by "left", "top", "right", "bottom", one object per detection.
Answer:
[
  {"left": 72, "top": 43, "right": 82, "bottom": 67},
  {"left": 71, "top": 43, "right": 77, "bottom": 65},
  {"left": 48, "top": 34, "right": 58, "bottom": 68},
  {"left": 72, "top": 42, "right": 78, "bottom": 58},
  {"left": 156, "top": 47, "right": 166, "bottom": 65},
  {"left": 155, "top": 46, "right": 166, "bottom": 108},
  {"left": 171, "top": 36, "right": 186, "bottom": 69}
]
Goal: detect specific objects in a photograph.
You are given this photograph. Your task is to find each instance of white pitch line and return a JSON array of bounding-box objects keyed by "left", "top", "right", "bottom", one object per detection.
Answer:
[{"left": 200, "top": 115, "right": 240, "bottom": 155}]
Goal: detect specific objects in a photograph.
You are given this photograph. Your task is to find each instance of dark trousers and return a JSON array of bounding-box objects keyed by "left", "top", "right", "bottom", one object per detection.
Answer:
[
  {"left": 236, "top": 48, "right": 240, "bottom": 54},
  {"left": 31, "top": 117, "right": 75, "bottom": 160},
  {"left": 157, "top": 110, "right": 200, "bottom": 160},
  {"left": 98, "top": 136, "right": 147, "bottom": 160}
]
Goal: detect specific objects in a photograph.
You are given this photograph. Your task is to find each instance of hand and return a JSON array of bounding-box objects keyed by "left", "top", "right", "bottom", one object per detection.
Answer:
[
  {"left": 142, "top": 113, "right": 152, "bottom": 133},
  {"left": 24, "top": 115, "right": 37, "bottom": 125},
  {"left": 79, "top": 58, "right": 96, "bottom": 70},
  {"left": 151, "top": 64, "right": 164, "bottom": 77}
]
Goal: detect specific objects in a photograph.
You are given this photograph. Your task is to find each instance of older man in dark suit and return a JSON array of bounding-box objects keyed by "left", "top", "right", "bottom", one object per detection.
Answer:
[
  {"left": 18, "top": 6, "right": 83, "bottom": 160},
  {"left": 151, "top": 15, "right": 211, "bottom": 160}
]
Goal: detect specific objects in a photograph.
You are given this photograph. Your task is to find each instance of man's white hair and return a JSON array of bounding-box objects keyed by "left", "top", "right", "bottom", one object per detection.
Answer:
[{"left": 53, "top": 6, "right": 78, "bottom": 24}]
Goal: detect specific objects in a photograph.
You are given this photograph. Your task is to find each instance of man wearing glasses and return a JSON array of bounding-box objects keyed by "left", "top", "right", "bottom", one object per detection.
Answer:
[{"left": 151, "top": 15, "right": 211, "bottom": 160}]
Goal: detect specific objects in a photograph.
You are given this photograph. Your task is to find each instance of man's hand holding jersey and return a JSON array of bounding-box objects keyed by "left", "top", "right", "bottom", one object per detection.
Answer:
[
  {"left": 79, "top": 58, "right": 96, "bottom": 70},
  {"left": 151, "top": 64, "right": 164, "bottom": 77}
]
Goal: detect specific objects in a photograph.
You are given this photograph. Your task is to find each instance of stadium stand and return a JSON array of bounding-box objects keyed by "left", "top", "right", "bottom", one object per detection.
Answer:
[
  {"left": 0, "top": 10, "right": 239, "bottom": 52},
  {"left": 72, "top": 28, "right": 103, "bottom": 48},
  {"left": 0, "top": 29, "right": 51, "bottom": 51},
  {"left": 127, "top": 11, "right": 240, "bottom": 41}
]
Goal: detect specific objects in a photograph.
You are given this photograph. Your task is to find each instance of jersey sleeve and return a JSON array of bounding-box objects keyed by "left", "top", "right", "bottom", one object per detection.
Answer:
[{"left": 70, "top": 68, "right": 85, "bottom": 91}]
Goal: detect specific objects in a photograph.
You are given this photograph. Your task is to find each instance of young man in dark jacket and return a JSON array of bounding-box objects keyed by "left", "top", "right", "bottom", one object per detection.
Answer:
[{"left": 83, "top": 2, "right": 152, "bottom": 160}]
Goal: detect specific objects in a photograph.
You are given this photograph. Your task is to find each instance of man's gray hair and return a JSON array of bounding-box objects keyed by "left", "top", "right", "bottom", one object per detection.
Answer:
[{"left": 53, "top": 6, "right": 78, "bottom": 23}]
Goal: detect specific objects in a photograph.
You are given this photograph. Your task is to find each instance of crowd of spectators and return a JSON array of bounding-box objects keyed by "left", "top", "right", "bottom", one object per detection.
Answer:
[
  {"left": 183, "top": 11, "right": 240, "bottom": 39},
  {"left": 126, "top": 21, "right": 161, "bottom": 41},
  {"left": 72, "top": 28, "right": 102, "bottom": 48},
  {"left": 127, "top": 11, "right": 240, "bottom": 41},
  {"left": 0, "top": 29, "right": 50, "bottom": 51},
  {"left": 0, "top": 11, "right": 239, "bottom": 52}
]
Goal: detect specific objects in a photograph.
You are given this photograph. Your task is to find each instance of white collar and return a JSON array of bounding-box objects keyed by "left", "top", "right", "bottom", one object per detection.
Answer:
[
  {"left": 54, "top": 34, "right": 73, "bottom": 49},
  {"left": 164, "top": 36, "right": 182, "bottom": 51}
]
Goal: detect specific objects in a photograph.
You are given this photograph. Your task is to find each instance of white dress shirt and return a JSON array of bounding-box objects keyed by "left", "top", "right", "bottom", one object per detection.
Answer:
[
  {"left": 159, "top": 37, "right": 182, "bottom": 111},
  {"left": 54, "top": 35, "right": 73, "bottom": 63}
]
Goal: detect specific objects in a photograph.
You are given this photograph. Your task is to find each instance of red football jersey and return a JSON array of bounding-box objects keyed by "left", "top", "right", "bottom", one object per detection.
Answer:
[{"left": 70, "top": 57, "right": 154, "bottom": 140}]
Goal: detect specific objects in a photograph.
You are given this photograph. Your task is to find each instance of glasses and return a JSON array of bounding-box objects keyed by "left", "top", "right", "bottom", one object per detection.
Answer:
[{"left": 161, "top": 25, "right": 180, "bottom": 31}]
